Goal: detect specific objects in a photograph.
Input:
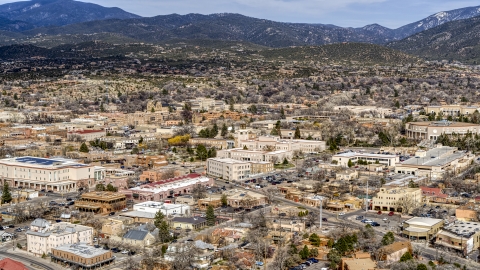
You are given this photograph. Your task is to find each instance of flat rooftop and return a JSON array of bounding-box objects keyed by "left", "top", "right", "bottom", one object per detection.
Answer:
[
  {"left": 400, "top": 147, "right": 465, "bottom": 167},
  {"left": 409, "top": 121, "right": 480, "bottom": 127},
  {"left": 79, "top": 192, "right": 126, "bottom": 200},
  {"left": 134, "top": 201, "right": 188, "bottom": 210},
  {"left": 53, "top": 243, "right": 110, "bottom": 259},
  {"left": 442, "top": 221, "right": 480, "bottom": 237},
  {"left": 333, "top": 151, "right": 396, "bottom": 158},
  {"left": 0, "top": 156, "right": 89, "bottom": 168}
]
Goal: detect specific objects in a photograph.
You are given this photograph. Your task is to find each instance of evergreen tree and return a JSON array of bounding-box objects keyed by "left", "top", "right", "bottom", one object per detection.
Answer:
[
  {"left": 1, "top": 182, "right": 12, "bottom": 204},
  {"left": 381, "top": 231, "right": 395, "bottom": 245},
  {"left": 157, "top": 220, "right": 171, "bottom": 243},
  {"left": 294, "top": 126, "right": 301, "bottom": 139},
  {"left": 211, "top": 123, "right": 219, "bottom": 138},
  {"left": 347, "top": 159, "right": 354, "bottom": 168},
  {"left": 270, "top": 127, "right": 279, "bottom": 136},
  {"left": 106, "top": 183, "right": 117, "bottom": 192},
  {"left": 206, "top": 205, "right": 216, "bottom": 226},
  {"left": 79, "top": 142, "right": 89, "bottom": 153},
  {"left": 416, "top": 264, "right": 428, "bottom": 270},
  {"left": 196, "top": 144, "right": 208, "bottom": 161},
  {"left": 283, "top": 158, "right": 289, "bottom": 165},
  {"left": 154, "top": 211, "right": 165, "bottom": 228},
  {"left": 309, "top": 233, "right": 321, "bottom": 246},
  {"left": 221, "top": 194, "right": 228, "bottom": 207},
  {"left": 299, "top": 245, "right": 310, "bottom": 259},
  {"left": 221, "top": 123, "right": 228, "bottom": 137},
  {"left": 280, "top": 106, "right": 285, "bottom": 119},
  {"left": 400, "top": 251, "right": 413, "bottom": 262}
]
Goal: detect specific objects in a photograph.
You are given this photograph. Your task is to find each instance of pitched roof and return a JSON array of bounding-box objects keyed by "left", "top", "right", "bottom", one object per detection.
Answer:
[
  {"left": 0, "top": 258, "right": 28, "bottom": 270},
  {"left": 30, "top": 218, "right": 50, "bottom": 228},
  {"left": 123, "top": 230, "right": 149, "bottom": 241}
]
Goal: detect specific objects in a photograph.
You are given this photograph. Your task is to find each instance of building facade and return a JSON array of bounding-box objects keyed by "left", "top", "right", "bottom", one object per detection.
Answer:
[
  {"left": 206, "top": 158, "right": 251, "bottom": 181},
  {"left": 332, "top": 152, "right": 398, "bottom": 167},
  {"left": 51, "top": 243, "right": 114, "bottom": 269},
  {"left": 372, "top": 186, "right": 422, "bottom": 213},
  {"left": 405, "top": 121, "right": 480, "bottom": 140},
  {"left": 74, "top": 192, "right": 126, "bottom": 214},
  {"left": 0, "top": 156, "right": 105, "bottom": 192},
  {"left": 133, "top": 201, "right": 190, "bottom": 216},
  {"left": 26, "top": 219, "right": 93, "bottom": 255}
]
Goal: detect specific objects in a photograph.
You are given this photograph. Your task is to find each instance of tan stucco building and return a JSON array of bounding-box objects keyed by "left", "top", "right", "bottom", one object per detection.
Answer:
[{"left": 372, "top": 186, "right": 422, "bottom": 213}]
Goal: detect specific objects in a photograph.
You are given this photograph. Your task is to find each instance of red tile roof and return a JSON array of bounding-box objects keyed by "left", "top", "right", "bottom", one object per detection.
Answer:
[
  {"left": 420, "top": 186, "right": 448, "bottom": 198},
  {"left": 0, "top": 258, "right": 28, "bottom": 270}
]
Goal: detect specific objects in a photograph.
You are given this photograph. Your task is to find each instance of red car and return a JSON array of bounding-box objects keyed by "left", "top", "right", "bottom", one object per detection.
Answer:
[
  {"left": 388, "top": 211, "right": 394, "bottom": 216},
  {"left": 377, "top": 211, "right": 382, "bottom": 215}
]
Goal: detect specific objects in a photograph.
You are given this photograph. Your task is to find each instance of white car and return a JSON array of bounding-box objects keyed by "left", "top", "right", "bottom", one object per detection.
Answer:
[
  {"left": 245, "top": 187, "right": 250, "bottom": 190},
  {"left": 338, "top": 212, "right": 346, "bottom": 216},
  {"left": 121, "top": 250, "right": 129, "bottom": 254},
  {"left": 382, "top": 217, "right": 388, "bottom": 221},
  {"left": 121, "top": 208, "right": 129, "bottom": 212}
]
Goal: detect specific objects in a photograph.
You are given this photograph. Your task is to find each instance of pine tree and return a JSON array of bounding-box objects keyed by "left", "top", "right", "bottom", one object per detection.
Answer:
[
  {"left": 280, "top": 106, "right": 285, "bottom": 119},
  {"left": 347, "top": 159, "right": 353, "bottom": 168},
  {"left": 221, "top": 123, "right": 228, "bottom": 137},
  {"left": 206, "top": 205, "right": 216, "bottom": 226},
  {"left": 294, "top": 126, "right": 301, "bottom": 139},
  {"left": 299, "top": 245, "right": 310, "bottom": 259},
  {"left": 157, "top": 220, "right": 171, "bottom": 243},
  {"left": 211, "top": 123, "right": 219, "bottom": 138},
  {"left": 154, "top": 211, "right": 165, "bottom": 228},
  {"left": 381, "top": 231, "right": 395, "bottom": 245},
  {"left": 79, "top": 142, "right": 89, "bottom": 153},
  {"left": 400, "top": 251, "right": 413, "bottom": 262},
  {"left": 1, "top": 182, "right": 12, "bottom": 204}
]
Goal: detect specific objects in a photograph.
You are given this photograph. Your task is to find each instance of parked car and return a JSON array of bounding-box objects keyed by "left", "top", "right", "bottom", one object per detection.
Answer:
[
  {"left": 377, "top": 211, "right": 382, "bottom": 214},
  {"left": 371, "top": 222, "right": 380, "bottom": 227},
  {"left": 322, "top": 218, "right": 328, "bottom": 222},
  {"left": 308, "top": 258, "right": 319, "bottom": 263},
  {"left": 109, "top": 212, "right": 116, "bottom": 216},
  {"left": 382, "top": 217, "right": 388, "bottom": 221},
  {"left": 338, "top": 212, "right": 345, "bottom": 216},
  {"left": 121, "top": 250, "right": 129, "bottom": 254},
  {"left": 356, "top": 215, "right": 364, "bottom": 220},
  {"left": 388, "top": 211, "right": 394, "bottom": 216}
]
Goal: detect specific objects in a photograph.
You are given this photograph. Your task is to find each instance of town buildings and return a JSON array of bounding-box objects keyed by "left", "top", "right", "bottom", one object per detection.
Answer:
[
  {"left": 395, "top": 146, "right": 474, "bottom": 179},
  {"left": 206, "top": 158, "right": 251, "bottom": 181},
  {"left": 0, "top": 156, "right": 105, "bottom": 192},
  {"left": 401, "top": 217, "right": 444, "bottom": 241},
  {"left": 372, "top": 186, "right": 422, "bottom": 213},
  {"left": 74, "top": 191, "right": 127, "bottom": 214},
  {"left": 132, "top": 201, "right": 190, "bottom": 216},
  {"left": 436, "top": 221, "right": 480, "bottom": 255},
  {"left": 26, "top": 219, "right": 93, "bottom": 255},
  {"left": 121, "top": 173, "right": 213, "bottom": 201},
  {"left": 236, "top": 131, "right": 326, "bottom": 153},
  {"left": 405, "top": 121, "right": 480, "bottom": 140},
  {"left": 51, "top": 243, "right": 114, "bottom": 269},
  {"left": 332, "top": 151, "right": 398, "bottom": 167}
]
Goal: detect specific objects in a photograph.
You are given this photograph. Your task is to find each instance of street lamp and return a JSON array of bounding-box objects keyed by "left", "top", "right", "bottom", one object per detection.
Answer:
[{"left": 313, "top": 195, "right": 324, "bottom": 229}]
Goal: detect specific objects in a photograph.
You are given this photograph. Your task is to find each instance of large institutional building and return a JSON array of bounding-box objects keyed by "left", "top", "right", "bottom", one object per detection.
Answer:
[
  {"left": 405, "top": 121, "right": 480, "bottom": 141},
  {"left": 0, "top": 156, "right": 105, "bottom": 192},
  {"left": 236, "top": 131, "right": 326, "bottom": 153},
  {"left": 332, "top": 152, "right": 399, "bottom": 167}
]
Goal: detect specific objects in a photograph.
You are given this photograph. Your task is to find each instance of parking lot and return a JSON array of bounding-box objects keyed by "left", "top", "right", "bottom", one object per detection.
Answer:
[{"left": 348, "top": 211, "right": 406, "bottom": 232}]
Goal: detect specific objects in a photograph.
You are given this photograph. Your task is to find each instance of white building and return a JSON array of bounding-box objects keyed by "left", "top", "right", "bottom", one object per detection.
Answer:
[
  {"left": 133, "top": 201, "right": 190, "bottom": 216},
  {"left": 236, "top": 131, "right": 326, "bottom": 153},
  {"left": 395, "top": 146, "right": 474, "bottom": 179},
  {"left": 217, "top": 148, "right": 291, "bottom": 163},
  {"left": 207, "top": 158, "right": 251, "bottom": 181},
  {"left": 26, "top": 218, "right": 93, "bottom": 255},
  {"left": 0, "top": 156, "right": 105, "bottom": 192},
  {"left": 332, "top": 151, "right": 398, "bottom": 167}
]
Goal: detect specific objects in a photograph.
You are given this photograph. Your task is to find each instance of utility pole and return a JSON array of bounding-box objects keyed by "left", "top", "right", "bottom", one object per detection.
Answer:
[{"left": 365, "top": 179, "right": 369, "bottom": 218}]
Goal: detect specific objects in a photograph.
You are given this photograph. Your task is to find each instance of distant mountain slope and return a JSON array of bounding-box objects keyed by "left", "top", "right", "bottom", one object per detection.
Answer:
[
  {"left": 388, "top": 15, "right": 480, "bottom": 64},
  {"left": 20, "top": 13, "right": 396, "bottom": 47},
  {"left": 0, "top": 16, "right": 34, "bottom": 31},
  {"left": 0, "top": 0, "right": 140, "bottom": 27},
  {"left": 259, "top": 43, "right": 419, "bottom": 64},
  {"left": 393, "top": 5, "right": 480, "bottom": 39}
]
